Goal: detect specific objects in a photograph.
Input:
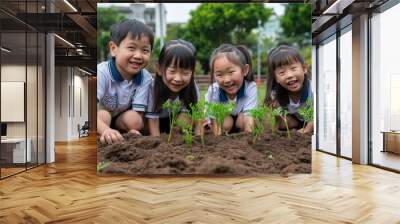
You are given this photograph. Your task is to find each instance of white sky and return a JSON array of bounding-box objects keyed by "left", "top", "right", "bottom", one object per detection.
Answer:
[{"left": 98, "top": 3, "right": 285, "bottom": 24}]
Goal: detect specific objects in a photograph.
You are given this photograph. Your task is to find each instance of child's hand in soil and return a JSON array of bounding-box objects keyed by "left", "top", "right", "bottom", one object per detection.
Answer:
[
  {"left": 194, "top": 120, "right": 209, "bottom": 136},
  {"left": 100, "top": 128, "right": 124, "bottom": 144},
  {"left": 298, "top": 121, "right": 314, "bottom": 134},
  {"left": 298, "top": 128, "right": 311, "bottom": 134},
  {"left": 128, "top": 129, "right": 142, "bottom": 135}
]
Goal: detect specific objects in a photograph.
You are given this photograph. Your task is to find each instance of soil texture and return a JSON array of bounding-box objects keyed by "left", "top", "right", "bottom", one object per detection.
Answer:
[{"left": 97, "top": 129, "right": 311, "bottom": 176}]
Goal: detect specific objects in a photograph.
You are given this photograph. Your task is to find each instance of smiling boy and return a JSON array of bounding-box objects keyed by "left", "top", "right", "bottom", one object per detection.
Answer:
[{"left": 97, "top": 19, "right": 154, "bottom": 144}]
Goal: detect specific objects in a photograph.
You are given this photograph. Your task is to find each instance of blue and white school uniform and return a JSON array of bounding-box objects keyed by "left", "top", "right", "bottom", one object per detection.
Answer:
[
  {"left": 97, "top": 58, "right": 153, "bottom": 118},
  {"left": 205, "top": 81, "right": 258, "bottom": 116},
  {"left": 145, "top": 80, "right": 200, "bottom": 132},
  {"left": 286, "top": 80, "right": 313, "bottom": 122}
]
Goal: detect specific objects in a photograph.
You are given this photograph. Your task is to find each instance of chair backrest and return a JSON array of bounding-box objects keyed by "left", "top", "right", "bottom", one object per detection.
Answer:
[{"left": 82, "top": 121, "right": 90, "bottom": 129}]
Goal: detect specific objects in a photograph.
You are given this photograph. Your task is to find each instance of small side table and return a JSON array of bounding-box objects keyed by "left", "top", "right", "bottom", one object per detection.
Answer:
[{"left": 381, "top": 131, "right": 400, "bottom": 154}]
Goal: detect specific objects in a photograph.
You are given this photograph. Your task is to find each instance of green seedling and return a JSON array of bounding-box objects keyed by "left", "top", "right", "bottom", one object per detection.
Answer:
[
  {"left": 298, "top": 98, "right": 314, "bottom": 129},
  {"left": 176, "top": 118, "right": 193, "bottom": 147},
  {"left": 248, "top": 105, "right": 268, "bottom": 144},
  {"left": 267, "top": 106, "right": 280, "bottom": 135},
  {"left": 163, "top": 100, "right": 182, "bottom": 143},
  {"left": 276, "top": 108, "right": 291, "bottom": 140},
  {"left": 206, "top": 102, "right": 235, "bottom": 136},
  {"left": 264, "top": 86, "right": 279, "bottom": 135},
  {"left": 190, "top": 100, "right": 207, "bottom": 147},
  {"left": 97, "top": 162, "right": 110, "bottom": 172}
]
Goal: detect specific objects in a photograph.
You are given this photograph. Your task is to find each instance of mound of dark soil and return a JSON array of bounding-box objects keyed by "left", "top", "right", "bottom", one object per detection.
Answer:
[{"left": 97, "top": 129, "right": 311, "bottom": 176}]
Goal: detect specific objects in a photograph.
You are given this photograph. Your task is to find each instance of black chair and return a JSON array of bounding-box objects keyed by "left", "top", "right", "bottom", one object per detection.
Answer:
[{"left": 79, "top": 121, "right": 90, "bottom": 138}]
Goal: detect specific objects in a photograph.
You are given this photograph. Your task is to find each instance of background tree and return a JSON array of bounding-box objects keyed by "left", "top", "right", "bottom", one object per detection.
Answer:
[
  {"left": 183, "top": 3, "right": 273, "bottom": 74},
  {"left": 276, "top": 4, "right": 312, "bottom": 74},
  {"left": 147, "top": 38, "right": 161, "bottom": 74},
  {"left": 97, "top": 7, "right": 127, "bottom": 62},
  {"left": 166, "top": 23, "right": 186, "bottom": 42}
]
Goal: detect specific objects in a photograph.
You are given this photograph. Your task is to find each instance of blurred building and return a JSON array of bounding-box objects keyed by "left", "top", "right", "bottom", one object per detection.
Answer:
[
  {"left": 112, "top": 3, "right": 167, "bottom": 39},
  {"left": 262, "top": 15, "right": 281, "bottom": 41}
]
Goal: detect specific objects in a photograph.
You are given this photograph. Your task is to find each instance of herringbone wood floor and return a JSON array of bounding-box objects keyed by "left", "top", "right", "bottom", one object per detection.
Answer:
[{"left": 0, "top": 135, "right": 399, "bottom": 224}]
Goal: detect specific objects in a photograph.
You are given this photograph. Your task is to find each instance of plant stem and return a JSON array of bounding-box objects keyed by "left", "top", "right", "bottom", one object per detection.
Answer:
[
  {"left": 213, "top": 122, "right": 222, "bottom": 136},
  {"left": 168, "top": 130, "right": 173, "bottom": 143},
  {"left": 270, "top": 119, "right": 276, "bottom": 136},
  {"left": 282, "top": 115, "right": 291, "bottom": 140},
  {"left": 271, "top": 124, "right": 276, "bottom": 135},
  {"left": 168, "top": 119, "right": 174, "bottom": 143},
  {"left": 217, "top": 125, "right": 222, "bottom": 136},
  {"left": 198, "top": 120, "right": 205, "bottom": 147}
]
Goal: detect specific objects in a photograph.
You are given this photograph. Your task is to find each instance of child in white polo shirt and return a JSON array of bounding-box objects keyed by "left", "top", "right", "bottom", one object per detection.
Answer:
[
  {"left": 145, "top": 39, "right": 200, "bottom": 136},
  {"left": 97, "top": 19, "right": 153, "bottom": 144},
  {"left": 264, "top": 45, "right": 314, "bottom": 133},
  {"left": 205, "top": 44, "right": 257, "bottom": 135}
]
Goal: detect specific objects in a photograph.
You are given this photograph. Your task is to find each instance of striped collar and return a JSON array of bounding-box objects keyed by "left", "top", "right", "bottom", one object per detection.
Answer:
[
  {"left": 218, "top": 82, "right": 246, "bottom": 103},
  {"left": 108, "top": 58, "right": 143, "bottom": 85}
]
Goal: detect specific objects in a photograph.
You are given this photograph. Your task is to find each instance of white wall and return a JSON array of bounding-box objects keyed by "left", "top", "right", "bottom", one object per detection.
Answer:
[
  {"left": 1, "top": 64, "right": 46, "bottom": 164},
  {"left": 54, "top": 67, "right": 89, "bottom": 141},
  {"left": 1, "top": 65, "right": 31, "bottom": 137},
  {"left": 1, "top": 65, "right": 26, "bottom": 134},
  {"left": 75, "top": 71, "right": 89, "bottom": 139},
  {"left": 55, "top": 66, "right": 69, "bottom": 141}
]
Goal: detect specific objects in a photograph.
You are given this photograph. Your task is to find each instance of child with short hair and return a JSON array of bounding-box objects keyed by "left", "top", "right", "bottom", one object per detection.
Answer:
[
  {"left": 205, "top": 44, "right": 257, "bottom": 135},
  {"left": 265, "top": 45, "right": 313, "bottom": 133},
  {"left": 97, "top": 19, "right": 154, "bottom": 144},
  {"left": 145, "top": 39, "right": 199, "bottom": 136}
]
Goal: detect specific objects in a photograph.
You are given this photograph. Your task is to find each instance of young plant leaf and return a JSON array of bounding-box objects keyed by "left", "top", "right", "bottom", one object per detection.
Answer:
[
  {"left": 163, "top": 100, "right": 182, "bottom": 143},
  {"left": 276, "top": 107, "right": 291, "bottom": 140},
  {"left": 298, "top": 98, "right": 314, "bottom": 129},
  {"left": 97, "top": 162, "right": 110, "bottom": 172},
  {"left": 248, "top": 105, "right": 268, "bottom": 144},
  {"left": 190, "top": 100, "right": 207, "bottom": 147},
  {"left": 206, "top": 102, "right": 235, "bottom": 136},
  {"left": 176, "top": 118, "right": 193, "bottom": 147}
]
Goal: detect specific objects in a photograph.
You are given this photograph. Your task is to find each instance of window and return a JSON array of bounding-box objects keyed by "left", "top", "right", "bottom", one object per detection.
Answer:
[
  {"left": 317, "top": 35, "right": 337, "bottom": 154},
  {"left": 371, "top": 3, "right": 400, "bottom": 171},
  {"left": 0, "top": 0, "right": 46, "bottom": 179},
  {"left": 339, "top": 27, "right": 352, "bottom": 158}
]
